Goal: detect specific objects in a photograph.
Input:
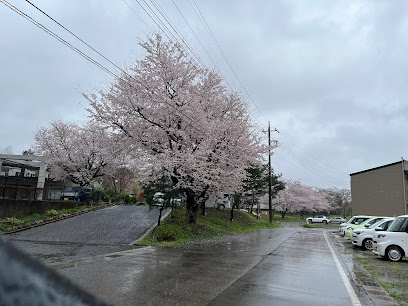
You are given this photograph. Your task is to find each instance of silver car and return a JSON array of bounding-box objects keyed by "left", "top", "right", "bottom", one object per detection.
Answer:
[{"left": 329, "top": 217, "right": 346, "bottom": 224}]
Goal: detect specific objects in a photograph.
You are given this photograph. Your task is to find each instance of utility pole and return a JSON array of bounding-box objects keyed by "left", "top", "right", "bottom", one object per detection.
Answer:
[{"left": 268, "top": 121, "right": 273, "bottom": 223}]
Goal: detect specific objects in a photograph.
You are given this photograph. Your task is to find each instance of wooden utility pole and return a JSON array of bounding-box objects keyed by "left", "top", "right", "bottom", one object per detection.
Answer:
[{"left": 268, "top": 121, "right": 274, "bottom": 223}]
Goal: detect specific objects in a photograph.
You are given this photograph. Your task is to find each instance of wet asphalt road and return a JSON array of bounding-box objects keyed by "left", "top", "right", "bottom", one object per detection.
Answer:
[
  {"left": 54, "top": 225, "right": 376, "bottom": 306},
  {"left": 5, "top": 205, "right": 164, "bottom": 264}
]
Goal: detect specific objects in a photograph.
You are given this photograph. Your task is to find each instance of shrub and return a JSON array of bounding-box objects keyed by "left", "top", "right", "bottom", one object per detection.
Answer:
[
  {"left": 123, "top": 194, "right": 131, "bottom": 204},
  {"left": 153, "top": 224, "right": 183, "bottom": 242},
  {"left": 1, "top": 217, "right": 23, "bottom": 226},
  {"left": 92, "top": 189, "right": 105, "bottom": 202},
  {"left": 45, "top": 209, "right": 59, "bottom": 217}
]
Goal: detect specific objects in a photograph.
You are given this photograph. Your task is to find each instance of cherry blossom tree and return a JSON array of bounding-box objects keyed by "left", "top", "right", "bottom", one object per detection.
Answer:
[
  {"left": 34, "top": 120, "right": 127, "bottom": 186},
  {"left": 84, "top": 34, "right": 265, "bottom": 223},
  {"left": 273, "top": 179, "right": 330, "bottom": 219}
]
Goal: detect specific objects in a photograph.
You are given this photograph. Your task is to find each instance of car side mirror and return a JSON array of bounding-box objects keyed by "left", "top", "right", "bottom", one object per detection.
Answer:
[{"left": 355, "top": 222, "right": 359, "bottom": 225}]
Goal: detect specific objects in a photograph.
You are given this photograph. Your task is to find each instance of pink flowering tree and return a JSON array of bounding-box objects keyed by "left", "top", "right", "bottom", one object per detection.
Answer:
[
  {"left": 34, "top": 120, "right": 127, "bottom": 186},
  {"left": 273, "top": 179, "right": 330, "bottom": 219},
  {"left": 84, "top": 34, "right": 265, "bottom": 223}
]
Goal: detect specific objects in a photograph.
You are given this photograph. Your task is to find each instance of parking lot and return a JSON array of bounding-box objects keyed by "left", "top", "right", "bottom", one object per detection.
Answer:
[{"left": 330, "top": 230, "right": 408, "bottom": 305}]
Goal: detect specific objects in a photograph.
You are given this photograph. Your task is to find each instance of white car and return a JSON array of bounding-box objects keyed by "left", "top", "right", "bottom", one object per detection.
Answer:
[
  {"left": 306, "top": 215, "right": 330, "bottom": 224},
  {"left": 352, "top": 218, "right": 395, "bottom": 250},
  {"left": 339, "top": 215, "right": 374, "bottom": 236},
  {"left": 373, "top": 215, "right": 408, "bottom": 261}
]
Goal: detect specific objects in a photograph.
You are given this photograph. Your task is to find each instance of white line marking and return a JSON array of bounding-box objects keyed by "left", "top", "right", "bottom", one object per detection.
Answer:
[{"left": 324, "top": 231, "right": 362, "bottom": 306}]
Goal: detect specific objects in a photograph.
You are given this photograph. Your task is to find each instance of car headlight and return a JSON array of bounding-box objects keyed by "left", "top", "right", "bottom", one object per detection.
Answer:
[
  {"left": 346, "top": 227, "right": 353, "bottom": 230},
  {"left": 377, "top": 234, "right": 387, "bottom": 239},
  {"left": 354, "top": 230, "right": 363, "bottom": 235}
]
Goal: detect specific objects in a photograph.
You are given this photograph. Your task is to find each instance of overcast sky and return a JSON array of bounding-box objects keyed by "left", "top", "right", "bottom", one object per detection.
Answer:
[{"left": 1, "top": 0, "right": 408, "bottom": 189}]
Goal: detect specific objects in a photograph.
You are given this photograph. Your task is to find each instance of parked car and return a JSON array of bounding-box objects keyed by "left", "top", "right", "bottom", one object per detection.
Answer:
[
  {"left": 152, "top": 193, "right": 182, "bottom": 207},
  {"left": 60, "top": 186, "right": 92, "bottom": 202},
  {"left": 152, "top": 192, "right": 165, "bottom": 206},
  {"left": 329, "top": 217, "right": 346, "bottom": 224},
  {"left": 373, "top": 215, "right": 408, "bottom": 261},
  {"left": 352, "top": 218, "right": 395, "bottom": 250},
  {"left": 339, "top": 215, "right": 374, "bottom": 236},
  {"left": 306, "top": 215, "right": 330, "bottom": 224},
  {"left": 344, "top": 216, "right": 387, "bottom": 240}
]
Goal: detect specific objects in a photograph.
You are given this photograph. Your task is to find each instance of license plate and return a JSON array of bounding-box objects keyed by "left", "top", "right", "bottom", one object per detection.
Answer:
[{"left": 64, "top": 198, "right": 68, "bottom": 200}]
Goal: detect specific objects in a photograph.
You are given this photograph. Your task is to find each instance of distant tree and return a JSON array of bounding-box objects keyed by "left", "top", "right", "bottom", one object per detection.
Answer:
[
  {"left": 102, "top": 166, "right": 135, "bottom": 195},
  {"left": 34, "top": 120, "right": 127, "bottom": 186},
  {"left": 0, "top": 146, "right": 13, "bottom": 154},
  {"left": 136, "top": 190, "right": 145, "bottom": 202},
  {"left": 324, "top": 188, "right": 351, "bottom": 218},
  {"left": 84, "top": 34, "right": 265, "bottom": 223},
  {"left": 243, "top": 165, "right": 285, "bottom": 218},
  {"left": 22, "top": 149, "right": 34, "bottom": 156},
  {"left": 273, "top": 180, "right": 330, "bottom": 219},
  {"left": 242, "top": 164, "right": 268, "bottom": 217}
]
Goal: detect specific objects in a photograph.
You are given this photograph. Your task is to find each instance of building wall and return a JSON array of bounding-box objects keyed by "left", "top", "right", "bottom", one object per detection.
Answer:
[{"left": 351, "top": 162, "right": 406, "bottom": 216}]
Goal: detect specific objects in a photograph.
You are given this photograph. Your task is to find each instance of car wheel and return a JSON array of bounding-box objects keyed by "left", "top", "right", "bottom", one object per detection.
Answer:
[
  {"left": 323, "top": 220, "right": 327, "bottom": 224},
  {"left": 363, "top": 239, "right": 373, "bottom": 251},
  {"left": 386, "top": 246, "right": 403, "bottom": 262}
]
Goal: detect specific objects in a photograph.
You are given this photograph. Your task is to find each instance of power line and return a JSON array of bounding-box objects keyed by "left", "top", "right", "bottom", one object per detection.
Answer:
[
  {"left": 278, "top": 143, "right": 347, "bottom": 185},
  {"left": 188, "top": 0, "right": 268, "bottom": 128},
  {"left": 124, "top": 0, "right": 266, "bottom": 134},
  {"left": 276, "top": 128, "right": 349, "bottom": 177},
  {"left": 277, "top": 143, "right": 348, "bottom": 187},
  {"left": 3, "top": 0, "right": 208, "bottom": 136}
]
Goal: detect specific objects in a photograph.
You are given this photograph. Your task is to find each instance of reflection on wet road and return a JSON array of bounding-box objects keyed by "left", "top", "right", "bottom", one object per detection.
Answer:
[{"left": 56, "top": 227, "right": 374, "bottom": 306}]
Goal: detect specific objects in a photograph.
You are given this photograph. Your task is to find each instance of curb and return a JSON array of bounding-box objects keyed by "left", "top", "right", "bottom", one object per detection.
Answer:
[
  {"left": 130, "top": 208, "right": 172, "bottom": 245},
  {"left": 1, "top": 204, "right": 116, "bottom": 234},
  {"left": 327, "top": 230, "right": 399, "bottom": 306}
]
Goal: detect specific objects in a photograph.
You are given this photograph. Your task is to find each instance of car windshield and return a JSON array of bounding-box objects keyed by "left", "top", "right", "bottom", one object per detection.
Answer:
[
  {"left": 368, "top": 220, "right": 385, "bottom": 229},
  {"left": 346, "top": 217, "right": 356, "bottom": 224},
  {"left": 353, "top": 217, "right": 369, "bottom": 224}
]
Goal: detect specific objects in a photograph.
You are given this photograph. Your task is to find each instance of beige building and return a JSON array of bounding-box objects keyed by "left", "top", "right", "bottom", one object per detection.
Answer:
[{"left": 350, "top": 160, "right": 408, "bottom": 217}]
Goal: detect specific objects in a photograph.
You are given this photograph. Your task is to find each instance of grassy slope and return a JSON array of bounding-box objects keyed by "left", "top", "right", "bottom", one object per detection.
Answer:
[{"left": 138, "top": 208, "right": 281, "bottom": 246}]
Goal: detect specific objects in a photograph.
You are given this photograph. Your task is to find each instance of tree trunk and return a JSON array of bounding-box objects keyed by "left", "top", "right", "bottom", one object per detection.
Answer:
[
  {"left": 201, "top": 200, "right": 206, "bottom": 216},
  {"left": 230, "top": 204, "right": 235, "bottom": 221},
  {"left": 157, "top": 204, "right": 164, "bottom": 226},
  {"left": 185, "top": 189, "right": 198, "bottom": 224}
]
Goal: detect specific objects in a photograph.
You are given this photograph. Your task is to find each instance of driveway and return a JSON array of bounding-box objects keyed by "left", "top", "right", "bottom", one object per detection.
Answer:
[{"left": 5, "top": 205, "right": 165, "bottom": 264}]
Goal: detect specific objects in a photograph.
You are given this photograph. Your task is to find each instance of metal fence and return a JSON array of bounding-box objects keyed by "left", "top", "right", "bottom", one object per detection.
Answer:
[{"left": 0, "top": 176, "right": 72, "bottom": 201}]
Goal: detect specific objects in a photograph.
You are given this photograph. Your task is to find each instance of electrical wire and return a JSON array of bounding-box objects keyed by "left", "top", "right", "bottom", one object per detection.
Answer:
[
  {"left": 276, "top": 128, "right": 349, "bottom": 176},
  {"left": 277, "top": 142, "right": 348, "bottom": 187},
  {"left": 3, "top": 0, "right": 207, "bottom": 136}
]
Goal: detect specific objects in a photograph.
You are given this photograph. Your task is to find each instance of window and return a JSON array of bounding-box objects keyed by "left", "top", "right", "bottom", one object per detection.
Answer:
[{"left": 388, "top": 217, "right": 408, "bottom": 232}]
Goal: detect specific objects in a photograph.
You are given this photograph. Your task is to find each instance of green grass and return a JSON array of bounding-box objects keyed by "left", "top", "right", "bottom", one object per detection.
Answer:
[{"left": 138, "top": 208, "right": 281, "bottom": 246}]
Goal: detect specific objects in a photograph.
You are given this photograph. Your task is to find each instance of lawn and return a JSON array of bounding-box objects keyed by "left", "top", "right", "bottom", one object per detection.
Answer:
[{"left": 138, "top": 208, "right": 281, "bottom": 246}]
